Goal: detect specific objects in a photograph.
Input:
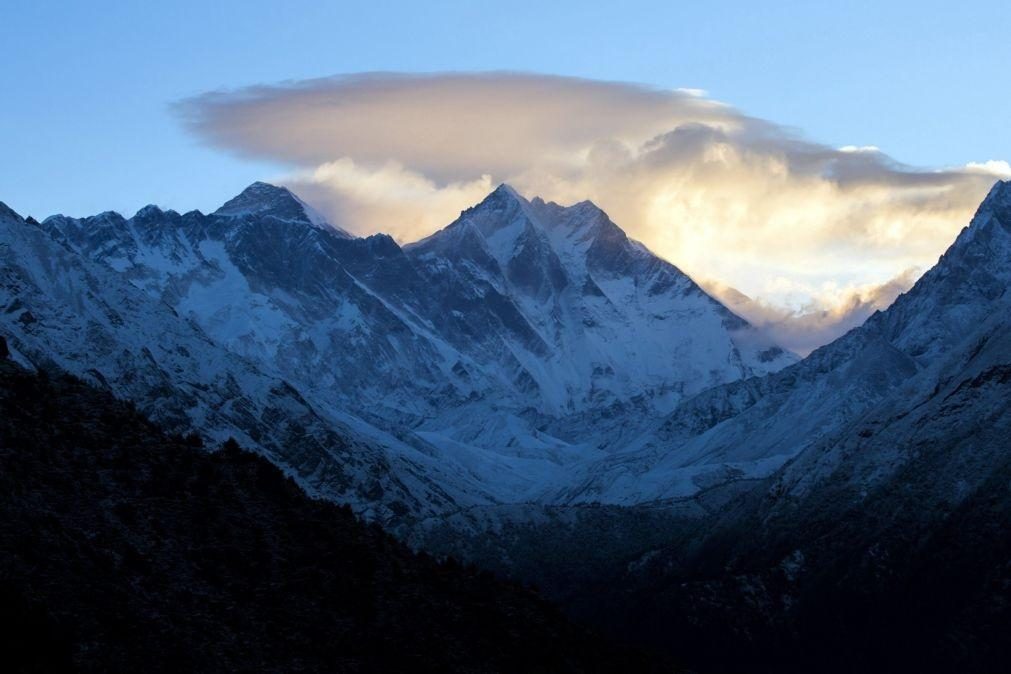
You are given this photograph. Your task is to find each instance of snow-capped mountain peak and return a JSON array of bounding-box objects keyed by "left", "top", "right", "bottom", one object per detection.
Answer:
[
  {"left": 0, "top": 201, "right": 23, "bottom": 223},
  {"left": 135, "top": 204, "right": 163, "bottom": 218},
  {"left": 133, "top": 204, "right": 184, "bottom": 221},
  {"left": 2, "top": 180, "right": 798, "bottom": 518},
  {"left": 420, "top": 183, "right": 535, "bottom": 245},
  {"left": 214, "top": 181, "right": 353, "bottom": 237},
  {"left": 965, "top": 178, "right": 1011, "bottom": 241},
  {"left": 407, "top": 186, "right": 795, "bottom": 413},
  {"left": 983, "top": 176, "right": 1011, "bottom": 204},
  {"left": 563, "top": 178, "right": 1011, "bottom": 508},
  {"left": 488, "top": 181, "right": 526, "bottom": 203}
]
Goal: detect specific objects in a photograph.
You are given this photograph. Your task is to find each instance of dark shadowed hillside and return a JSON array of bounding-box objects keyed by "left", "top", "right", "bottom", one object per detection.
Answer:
[{"left": 0, "top": 356, "right": 670, "bottom": 674}]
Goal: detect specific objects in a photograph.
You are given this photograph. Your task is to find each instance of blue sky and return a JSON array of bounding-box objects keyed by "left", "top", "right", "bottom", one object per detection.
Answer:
[{"left": 3, "top": 0, "right": 1009, "bottom": 219}]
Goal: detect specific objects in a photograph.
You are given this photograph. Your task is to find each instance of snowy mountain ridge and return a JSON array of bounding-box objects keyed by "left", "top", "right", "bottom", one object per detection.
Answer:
[
  {"left": 214, "top": 180, "right": 353, "bottom": 235},
  {"left": 558, "top": 179, "right": 1011, "bottom": 506},
  {"left": 2, "top": 182, "right": 797, "bottom": 514},
  {"left": 0, "top": 202, "right": 461, "bottom": 520},
  {"left": 5, "top": 179, "right": 1007, "bottom": 529}
]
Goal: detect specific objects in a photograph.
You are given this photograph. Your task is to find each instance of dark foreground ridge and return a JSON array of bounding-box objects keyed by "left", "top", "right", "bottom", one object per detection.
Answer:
[{"left": 0, "top": 358, "right": 669, "bottom": 673}]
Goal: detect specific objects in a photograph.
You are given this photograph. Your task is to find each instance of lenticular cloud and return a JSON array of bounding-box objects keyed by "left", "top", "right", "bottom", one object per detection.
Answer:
[{"left": 176, "top": 71, "right": 1009, "bottom": 351}]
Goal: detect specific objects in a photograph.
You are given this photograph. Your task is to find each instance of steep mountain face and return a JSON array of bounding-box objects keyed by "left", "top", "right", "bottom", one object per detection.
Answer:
[
  {"left": 4, "top": 175, "right": 1010, "bottom": 671},
  {"left": 598, "top": 248, "right": 1011, "bottom": 673},
  {"left": 406, "top": 185, "right": 792, "bottom": 417},
  {"left": 17, "top": 182, "right": 793, "bottom": 512},
  {"left": 0, "top": 202, "right": 489, "bottom": 521},
  {"left": 724, "top": 180, "right": 1011, "bottom": 541},
  {"left": 562, "top": 180, "right": 1011, "bottom": 507},
  {"left": 411, "top": 181, "right": 1011, "bottom": 673}
]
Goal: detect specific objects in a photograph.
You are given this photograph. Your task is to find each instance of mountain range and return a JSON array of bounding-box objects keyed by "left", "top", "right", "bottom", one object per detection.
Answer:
[
  {"left": 1, "top": 182, "right": 794, "bottom": 523},
  {"left": 418, "top": 180, "right": 1011, "bottom": 672},
  {"left": 2, "top": 178, "right": 1010, "bottom": 672},
  {"left": 561, "top": 179, "right": 1011, "bottom": 507}
]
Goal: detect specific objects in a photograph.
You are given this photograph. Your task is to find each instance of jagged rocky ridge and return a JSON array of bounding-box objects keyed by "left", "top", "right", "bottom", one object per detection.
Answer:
[
  {"left": 415, "top": 181, "right": 1011, "bottom": 673},
  {"left": 3, "top": 177, "right": 1011, "bottom": 672},
  {"left": 0, "top": 182, "right": 793, "bottom": 520},
  {"left": 558, "top": 180, "right": 1011, "bottom": 507},
  {"left": 0, "top": 198, "right": 469, "bottom": 520}
]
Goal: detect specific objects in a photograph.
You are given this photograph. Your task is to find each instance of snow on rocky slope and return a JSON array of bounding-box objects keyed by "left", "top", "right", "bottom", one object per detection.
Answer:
[
  {"left": 406, "top": 185, "right": 793, "bottom": 416},
  {"left": 572, "top": 183, "right": 1011, "bottom": 673},
  {"left": 3, "top": 176, "right": 1008, "bottom": 530},
  {"left": 0, "top": 201, "right": 498, "bottom": 520},
  {"left": 560, "top": 179, "right": 1011, "bottom": 507},
  {"left": 20, "top": 182, "right": 793, "bottom": 511}
]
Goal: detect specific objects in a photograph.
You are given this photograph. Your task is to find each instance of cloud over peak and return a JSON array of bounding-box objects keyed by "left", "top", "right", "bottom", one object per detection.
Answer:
[{"left": 177, "top": 71, "right": 1008, "bottom": 351}]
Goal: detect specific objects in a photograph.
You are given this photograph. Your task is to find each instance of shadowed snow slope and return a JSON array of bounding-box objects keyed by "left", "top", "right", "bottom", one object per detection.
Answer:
[
  {"left": 557, "top": 180, "right": 1011, "bottom": 674},
  {"left": 2, "top": 177, "right": 1009, "bottom": 543},
  {"left": 0, "top": 183, "right": 793, "bottom": 518},
  {"left": 560, "top": 179, "right": 1011, "bottom": 506}
]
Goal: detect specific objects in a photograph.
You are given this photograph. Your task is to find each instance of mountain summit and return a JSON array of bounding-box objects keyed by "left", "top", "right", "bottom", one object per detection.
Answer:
[
  {"left": 564, "top": 177, "right": 1011, "bottom": 506},
  {"left": 1, "top": 181, "right": 796, "bottom": 517},
  {"left": 4, "top": 179, "right": 1010, "bottom": 672},
  {"left": 407, "top": 183, "right": 795, "bottom": 413},
  {"left": 214, "top": 181, "right": 353, "bottom": 237},
  {"left": 562, "top": 180, "right": 1011, "bottom": 671}
]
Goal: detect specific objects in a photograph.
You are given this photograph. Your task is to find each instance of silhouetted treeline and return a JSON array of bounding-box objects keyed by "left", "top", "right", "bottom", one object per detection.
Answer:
[{"left": 0, "top": 360, "right": 670, "bottom": 673}]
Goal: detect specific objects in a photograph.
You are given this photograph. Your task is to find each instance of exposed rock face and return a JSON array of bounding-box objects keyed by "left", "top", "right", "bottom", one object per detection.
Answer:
[
  {"left": 3, "top": 182, "right": 793, "bottom": 519},
  {"left": 562, "top": 180, "right": 1011, "bottom": 507}
]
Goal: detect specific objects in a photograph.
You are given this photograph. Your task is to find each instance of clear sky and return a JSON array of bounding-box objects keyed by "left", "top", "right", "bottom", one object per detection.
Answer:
[{"left": 3, "top": 0, "right": 1008, "bottom": 218}]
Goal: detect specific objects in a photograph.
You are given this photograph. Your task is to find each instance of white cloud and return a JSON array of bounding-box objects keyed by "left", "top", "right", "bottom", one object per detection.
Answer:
[
  {"left": 705, "top": 268, "right": 922, "bottom": 355},
  {"left": 838, "top": 145, "right": 880, "bottom": 153},
  {"left": 177, "top": 72, "right": 1007, "bottom": 351},
  {"left": 176, "top": 72, "right": 739, "bottom": 184},
  {"left": 285, "top": 158, "right": 493, "bottom": 241},
  {"left": 965, "top": 160, "right": 1011, "bottom": 177}
]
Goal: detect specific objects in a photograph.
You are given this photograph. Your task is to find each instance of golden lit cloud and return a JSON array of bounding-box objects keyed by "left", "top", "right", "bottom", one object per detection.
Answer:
[
  {"left": 285, "top": 158, "right": 494, "bottom": 240},
  {"left": 703, "top": 268, "right": 922, "bottom": 355},
  {"left": 177, "top": 72, "right": 1009, "bottom": 351}
]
